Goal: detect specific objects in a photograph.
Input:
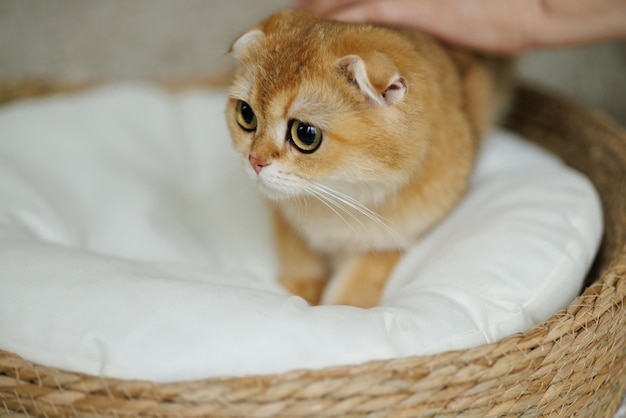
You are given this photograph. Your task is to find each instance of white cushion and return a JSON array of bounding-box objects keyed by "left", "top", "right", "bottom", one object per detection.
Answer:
[{"left": 0, "top": 83, "right": 602, "bottom": 382}]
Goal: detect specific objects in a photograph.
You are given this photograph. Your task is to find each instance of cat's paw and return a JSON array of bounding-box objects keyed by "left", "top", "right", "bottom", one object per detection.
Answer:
[
  {"left": 321, "top": 251, "right": 402, "bottom": 308},
  {"left": 280, "top": 276, "right": 327, "bottom": 306},
  {"left": 321, "top": 288, "right": 381, "bottom": 309}
]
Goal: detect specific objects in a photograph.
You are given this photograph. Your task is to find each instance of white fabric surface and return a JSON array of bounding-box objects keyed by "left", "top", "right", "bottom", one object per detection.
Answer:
[{"left": 0, "top": 83, "right": 602, "bottom": 382}]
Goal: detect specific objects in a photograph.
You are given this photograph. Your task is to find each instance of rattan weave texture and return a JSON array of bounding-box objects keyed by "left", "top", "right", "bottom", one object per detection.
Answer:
[{"left": 0, "top": 83, "right": 624, "bottom": 417}]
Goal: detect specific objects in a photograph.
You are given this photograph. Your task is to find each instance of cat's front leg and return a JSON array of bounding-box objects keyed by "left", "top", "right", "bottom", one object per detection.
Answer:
[
  {"left": 322, "top": 251, "right": 402, "bottom": 308},
  {"left": 273, "top": 209, "right": 328, "bottom": 305}
]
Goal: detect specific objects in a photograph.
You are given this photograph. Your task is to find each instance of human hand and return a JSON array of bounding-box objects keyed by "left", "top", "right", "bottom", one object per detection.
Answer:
[{"left": 296, "top": 0, "right": 626, "bottom": 53}]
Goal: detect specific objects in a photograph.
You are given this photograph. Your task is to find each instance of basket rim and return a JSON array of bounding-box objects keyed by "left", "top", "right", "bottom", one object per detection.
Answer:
[{"left": 0, "top": 81, "right": 625, "bottom": 417}]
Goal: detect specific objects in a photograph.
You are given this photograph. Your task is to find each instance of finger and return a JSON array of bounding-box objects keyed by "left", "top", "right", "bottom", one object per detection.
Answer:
[
  {"left": 329, "top": 0, "right": 534, "bottom": 53},
  {"left": 528, "top": 0, "right": 626, "bottom": 47}
]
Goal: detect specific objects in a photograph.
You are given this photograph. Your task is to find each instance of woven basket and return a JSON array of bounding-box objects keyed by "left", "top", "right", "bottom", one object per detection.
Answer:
[{"left": 0, "top": 81, "right": 624, "bottom": 417}]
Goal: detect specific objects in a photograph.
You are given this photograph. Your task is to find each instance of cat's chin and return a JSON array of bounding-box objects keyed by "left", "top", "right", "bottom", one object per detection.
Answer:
[
  {"left": 244, "top": 165, "right": 307, "bottom": 201},
  {"left": 251, "top": 175, "right": 301, "bottom": 201},
  {"left": 255, "top": 185, "right": 293, "bottom": 201}
]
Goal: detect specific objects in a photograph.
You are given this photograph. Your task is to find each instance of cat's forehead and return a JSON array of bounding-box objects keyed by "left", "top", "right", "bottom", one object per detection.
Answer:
[
  {"left": 234, "top": 75, "right": 349, "bottom": 127},
  {"left": 232, "top": 46, "right": 351, "bottom": 122}
]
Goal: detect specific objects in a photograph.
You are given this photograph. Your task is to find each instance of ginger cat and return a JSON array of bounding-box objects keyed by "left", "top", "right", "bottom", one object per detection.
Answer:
[{"left": 226, "top": 10, "right": 512, "bottom": 308}]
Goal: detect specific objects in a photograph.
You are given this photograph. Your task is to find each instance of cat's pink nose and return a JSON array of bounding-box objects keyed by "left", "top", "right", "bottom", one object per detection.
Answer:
[{"left": 249, "top": 155, "right": 270, "bottom": 175}]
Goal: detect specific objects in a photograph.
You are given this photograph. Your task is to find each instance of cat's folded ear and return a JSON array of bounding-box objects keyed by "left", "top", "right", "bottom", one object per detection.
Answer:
[
  {"left": 336, "top": 53, "right": 407, "bottom": 106},
  {"left": 230, "top": 29, "right": 266, "bottom": 61}
]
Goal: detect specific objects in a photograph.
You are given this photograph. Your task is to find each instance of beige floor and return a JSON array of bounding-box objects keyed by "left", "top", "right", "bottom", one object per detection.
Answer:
[{"left": 1, "top": 1, "right": 625, "bottom": 415}]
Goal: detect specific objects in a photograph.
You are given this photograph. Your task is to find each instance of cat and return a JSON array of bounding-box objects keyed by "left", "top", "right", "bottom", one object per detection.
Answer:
[{"left": 226, "top": 9, "right": 513, "bottom": 308}]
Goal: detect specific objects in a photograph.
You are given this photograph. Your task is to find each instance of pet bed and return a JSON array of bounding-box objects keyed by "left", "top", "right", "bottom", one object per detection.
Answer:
[{"left": 0, "top": 81, "right": 624, "bottom": 417}]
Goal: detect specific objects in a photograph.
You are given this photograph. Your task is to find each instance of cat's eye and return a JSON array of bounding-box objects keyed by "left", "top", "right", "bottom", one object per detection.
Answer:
[
  {"left": 235, "top": 100, "right": 257, "bottom": 131},
  {"left": 289, "top": 120, "right": 322, "bottom": 153}
]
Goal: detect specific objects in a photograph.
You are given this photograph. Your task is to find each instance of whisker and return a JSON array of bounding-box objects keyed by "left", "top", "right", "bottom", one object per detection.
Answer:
[
  {"left": 313, "top": 183, "right": 401, "bottom": 246},
  {"left": 307, "top": 183, "right": 402, "bottom": 249},
  {"left": 302, "top": 184, "right": 363, "bottom": 238},
  {"left": 296, "top": 194, "right": 310, "bottom": 223},
  {"left": 316, "top": 184, "right": 395, "bottom": 225},
  {"left": 309, "top": 185, "right": 369, "bottom": 231}
]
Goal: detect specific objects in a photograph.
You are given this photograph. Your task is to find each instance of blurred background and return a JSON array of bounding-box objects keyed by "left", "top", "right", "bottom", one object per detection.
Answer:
[{"left": 0, "top": 0, "right": 624, "bottom": 126}]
